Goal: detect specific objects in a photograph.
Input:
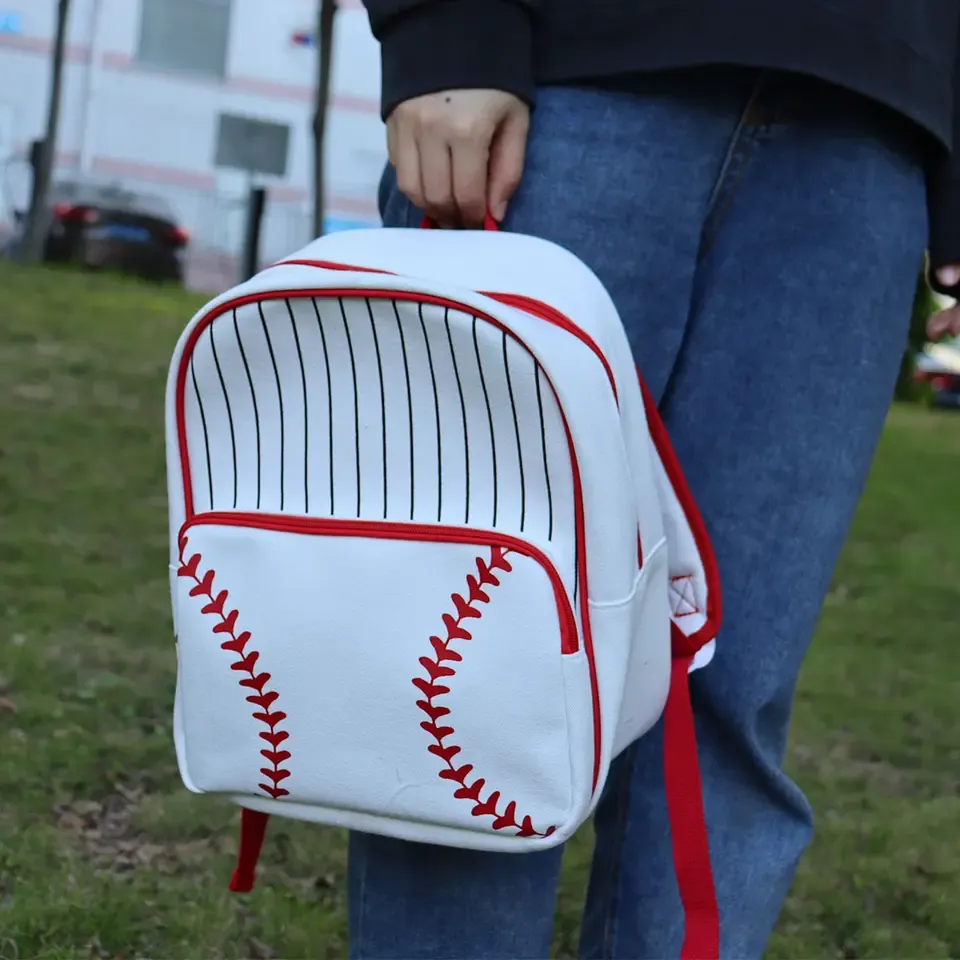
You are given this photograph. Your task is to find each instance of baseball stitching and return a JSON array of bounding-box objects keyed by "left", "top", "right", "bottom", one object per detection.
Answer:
[
  {"left": 414, "top": 545, "right": 557, "bottom": 838},
  {"left": 177, "top": 533, "right": 292, "bottom": 800}
]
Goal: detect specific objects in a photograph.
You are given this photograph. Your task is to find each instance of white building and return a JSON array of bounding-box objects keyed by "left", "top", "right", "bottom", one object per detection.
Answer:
[{"left": 0, "top": 0, "right": 387, "bottom": 284}]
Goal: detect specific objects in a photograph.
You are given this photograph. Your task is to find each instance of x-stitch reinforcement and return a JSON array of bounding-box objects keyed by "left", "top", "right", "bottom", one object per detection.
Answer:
[
  {"left": 177, "top": 534, "right": 292, "bottom": 800},
  {"left": 670, "top": 574, "right": 701, "bottom": 619},
  {"left": 413, "top": 545, "right": 557, "bottom": 838}
]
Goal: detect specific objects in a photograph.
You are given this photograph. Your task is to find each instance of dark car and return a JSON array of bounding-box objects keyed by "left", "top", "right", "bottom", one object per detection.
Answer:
[
  {"left": 914, "top": 338, "right": 960, "bottom": 409},
  {"left": 11, "top": 179, "right": 189, "bottom": 284}
]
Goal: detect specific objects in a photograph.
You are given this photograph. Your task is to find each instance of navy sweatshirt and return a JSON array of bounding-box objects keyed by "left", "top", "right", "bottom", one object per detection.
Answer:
[{"left": 362, "top": 0, "right": 960, "bottom": 287}]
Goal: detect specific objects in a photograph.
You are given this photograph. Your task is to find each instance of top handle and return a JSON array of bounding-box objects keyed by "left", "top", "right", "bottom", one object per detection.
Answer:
[{"left": 420, "top": 212, "right": 501, "bottom": 231}]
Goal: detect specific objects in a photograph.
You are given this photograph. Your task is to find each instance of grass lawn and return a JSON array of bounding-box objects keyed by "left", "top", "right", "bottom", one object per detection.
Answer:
[{"left": 1, "top": 261, "right": 958, "bottom": 959}]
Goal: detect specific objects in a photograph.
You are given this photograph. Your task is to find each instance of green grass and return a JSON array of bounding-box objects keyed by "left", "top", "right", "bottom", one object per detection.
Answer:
[{"left": 1, "top": 261, "right": 958, "bottom": 959}]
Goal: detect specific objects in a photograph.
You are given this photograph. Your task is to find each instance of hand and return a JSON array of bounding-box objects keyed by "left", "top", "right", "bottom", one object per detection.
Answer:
[
  {"left": 386, "top": 89, "right": 530, "bottom": 228},
  {"left": 928, "top": 265, "right": 960, "bottom": 339}
]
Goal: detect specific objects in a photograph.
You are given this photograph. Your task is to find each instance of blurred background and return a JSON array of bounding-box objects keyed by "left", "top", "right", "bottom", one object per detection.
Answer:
[{"left": 0, "top": 0, "right": 385, "bottom": 290}]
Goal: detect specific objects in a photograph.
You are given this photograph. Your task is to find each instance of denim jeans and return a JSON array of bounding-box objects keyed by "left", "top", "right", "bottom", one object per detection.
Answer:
[{"left": 351, "top": 68, "right": 927, "bottom": 959}]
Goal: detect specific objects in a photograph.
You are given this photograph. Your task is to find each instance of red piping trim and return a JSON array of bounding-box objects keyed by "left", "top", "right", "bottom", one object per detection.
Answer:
[
  {"left": 482, "top": 292, "right": 619, "bottom": 404},
  {"left": 279, "top": 258, "right": 391, "bottom": 275},
  {"left": 181, "top": 512, "right": 579, "bottom": 656},
  {"left": 636, "top": 371, "right": 722, "bottom": 655}
]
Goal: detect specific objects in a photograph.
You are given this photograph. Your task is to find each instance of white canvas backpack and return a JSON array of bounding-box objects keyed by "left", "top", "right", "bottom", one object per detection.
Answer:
[{"left": 165, "top": 221, "right": 722, "bottom": 958}]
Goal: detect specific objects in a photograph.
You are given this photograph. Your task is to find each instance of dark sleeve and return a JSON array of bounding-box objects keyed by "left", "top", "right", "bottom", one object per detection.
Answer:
[
  {"left": 362, "top": 0, "right": 539, "bottom": 120},
  {"left": 927, "top": 22, "right": 960, "bottom": 295}
]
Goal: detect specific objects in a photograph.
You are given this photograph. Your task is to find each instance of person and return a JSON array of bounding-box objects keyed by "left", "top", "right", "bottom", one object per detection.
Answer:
[{"left": 349, "top": 2, "right": 960, "bottom": 957}]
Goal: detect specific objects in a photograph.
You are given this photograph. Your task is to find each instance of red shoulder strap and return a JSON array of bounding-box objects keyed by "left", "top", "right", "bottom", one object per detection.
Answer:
[
  {"left": 666, "top": 647, "right": 720, "bottom": 959},
  {"left": 638, "top": 367, "right": 721, "bottom": 958}
]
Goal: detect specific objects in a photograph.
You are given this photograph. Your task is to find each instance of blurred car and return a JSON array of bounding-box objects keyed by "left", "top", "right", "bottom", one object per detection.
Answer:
[
  {"left": 914, "top": 337, "right": 960, "bottom": 408},
  {"left": 9, "top": 178, "right": 189, "bottom": 284}
]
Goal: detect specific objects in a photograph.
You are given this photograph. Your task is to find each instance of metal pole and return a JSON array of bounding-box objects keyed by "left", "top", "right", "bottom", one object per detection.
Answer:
[
  {"left": 19, "top": 0, "right": 72, "bottom": 262},
  {"left": 240, "top": 183, "right": 267, "bottom": 282}
]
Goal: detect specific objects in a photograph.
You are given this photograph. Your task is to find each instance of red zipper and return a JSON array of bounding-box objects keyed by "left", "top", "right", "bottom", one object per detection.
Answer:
[{"left": 181, "top": 511, "right": 580, "bottom": 656}]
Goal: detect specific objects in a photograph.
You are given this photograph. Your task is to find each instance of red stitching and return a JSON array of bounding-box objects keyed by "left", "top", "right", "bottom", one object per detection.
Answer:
[
  {"left": 177, "top": 533, "right": 291, "bottom": 800},
  {"left": 670, "top": 574, "right": 701, "bottom": 619},
  {"left": 413, "top": 546, "right": 557, "bottom": 839}
]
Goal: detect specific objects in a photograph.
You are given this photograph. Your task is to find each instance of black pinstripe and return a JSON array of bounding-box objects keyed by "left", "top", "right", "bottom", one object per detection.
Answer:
[
  {"left": 311, "top": 297, "right": 335, "bottom": 515},
  {"left": 257, "top": 302, "right": 285, "bottom": 511},
  {"left": 366, "top": 298, "right": 389, "bottom": 519},
  {"left": 190, "top": 356, "right": 214, "bottom": 511},
  {"left": 393, "top": 300, "right": 416, "bottom": 521},
  {"left": 446, "top": 308, "right": 471, "bottom": 524},
  {"left": 233, "top": 309, "right": 261, "bottom": 509},
  {"left": 503, "top": 331, "right": 526, "bottom": 531},
  {"left": 419, "top": 303, "right": 443, "bottom": 523},
  {"left": 285, "top": 299, "right": 310, "bottom": 513},
  {"left": 209, "top": 321, "right": 237, "bottom": 509},
  {"left": 473, "top": 316, "right": 498, "bottom": 527}
]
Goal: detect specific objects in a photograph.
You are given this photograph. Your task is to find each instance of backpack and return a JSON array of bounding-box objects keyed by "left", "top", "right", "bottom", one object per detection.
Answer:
[{"left": 165, "top": 220, "right": 722, "bottom": 958}]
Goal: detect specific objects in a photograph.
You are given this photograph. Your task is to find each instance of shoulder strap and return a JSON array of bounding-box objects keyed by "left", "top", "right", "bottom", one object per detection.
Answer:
[{"left": 639, "top": 372, "right": 721, "bottom": 960}]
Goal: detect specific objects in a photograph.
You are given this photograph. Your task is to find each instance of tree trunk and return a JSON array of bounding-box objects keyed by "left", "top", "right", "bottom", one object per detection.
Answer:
[
  {"left": 312, "top": 0, "right": 337, "bottom": 238},
  {"left": 20, "top": 0, "right": 72, "bottom": 263}
]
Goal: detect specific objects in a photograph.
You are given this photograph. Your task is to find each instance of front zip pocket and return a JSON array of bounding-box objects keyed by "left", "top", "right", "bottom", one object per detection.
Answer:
[{"left": 173, "top": 511, "right": 590, "bottom": 839}]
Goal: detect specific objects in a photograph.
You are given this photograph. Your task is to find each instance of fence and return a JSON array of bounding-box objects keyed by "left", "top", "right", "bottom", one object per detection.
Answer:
[{"left": 0, "top": 149, "right": 378, "bottom": 293}]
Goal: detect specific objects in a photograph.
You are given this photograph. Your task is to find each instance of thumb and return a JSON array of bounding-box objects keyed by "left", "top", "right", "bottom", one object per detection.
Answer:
[{"left": 487, "top": 108, "right": 529, "bottom": 222}]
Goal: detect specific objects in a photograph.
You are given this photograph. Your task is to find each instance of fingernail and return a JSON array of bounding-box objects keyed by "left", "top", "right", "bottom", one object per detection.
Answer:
[{"left": 937, "top": 265, "right": 960, "bottom": 286}]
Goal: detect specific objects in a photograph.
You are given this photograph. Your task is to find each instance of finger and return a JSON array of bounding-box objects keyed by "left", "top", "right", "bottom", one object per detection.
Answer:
[
  {"left": 419, "top": 136, "right": 457, "bottom": 227},
  {"left": 393, "top": 122, "right": 425, "bottom": 212},
  {"left": 450, "top": 136, "right": 490, "bottom": 227},
  {"left": 386, "top": 118, "right": 398, "bottom": 168},
  {"left": 936, "top": 264, "right": 960, "bottom": 289},
  {"left": 487, "top": 109, "right": 529, "bottom": 222}
]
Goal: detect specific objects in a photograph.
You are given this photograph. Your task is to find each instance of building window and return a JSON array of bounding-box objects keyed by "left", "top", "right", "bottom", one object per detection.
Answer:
[
  {"left": 137, "top": 0, "right": 232, "bottom": 78},
  {"left": 215, "top": 113, "right": 291, "bottom": 178}
]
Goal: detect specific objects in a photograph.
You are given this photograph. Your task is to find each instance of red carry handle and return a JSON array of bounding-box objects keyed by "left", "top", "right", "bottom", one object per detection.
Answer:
[{"left": 420, "top": 212, "right": 501, "bottom": 231}]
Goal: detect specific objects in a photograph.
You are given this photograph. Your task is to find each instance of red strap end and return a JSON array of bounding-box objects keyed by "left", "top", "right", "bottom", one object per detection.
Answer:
[
  {"left": 665, "top": 656, "right": 720, "bottom": 960},
  {"left": 228, "top": 807, "right": 270, "bottom": 893}
]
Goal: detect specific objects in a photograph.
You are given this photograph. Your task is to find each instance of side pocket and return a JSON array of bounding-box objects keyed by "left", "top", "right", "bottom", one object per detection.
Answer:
[
  {"left": 586, "top": 540, "right": 671, "bottom": 763},
  {"left": 614, "top": 540, "right": 671, "bottom": 757}
]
